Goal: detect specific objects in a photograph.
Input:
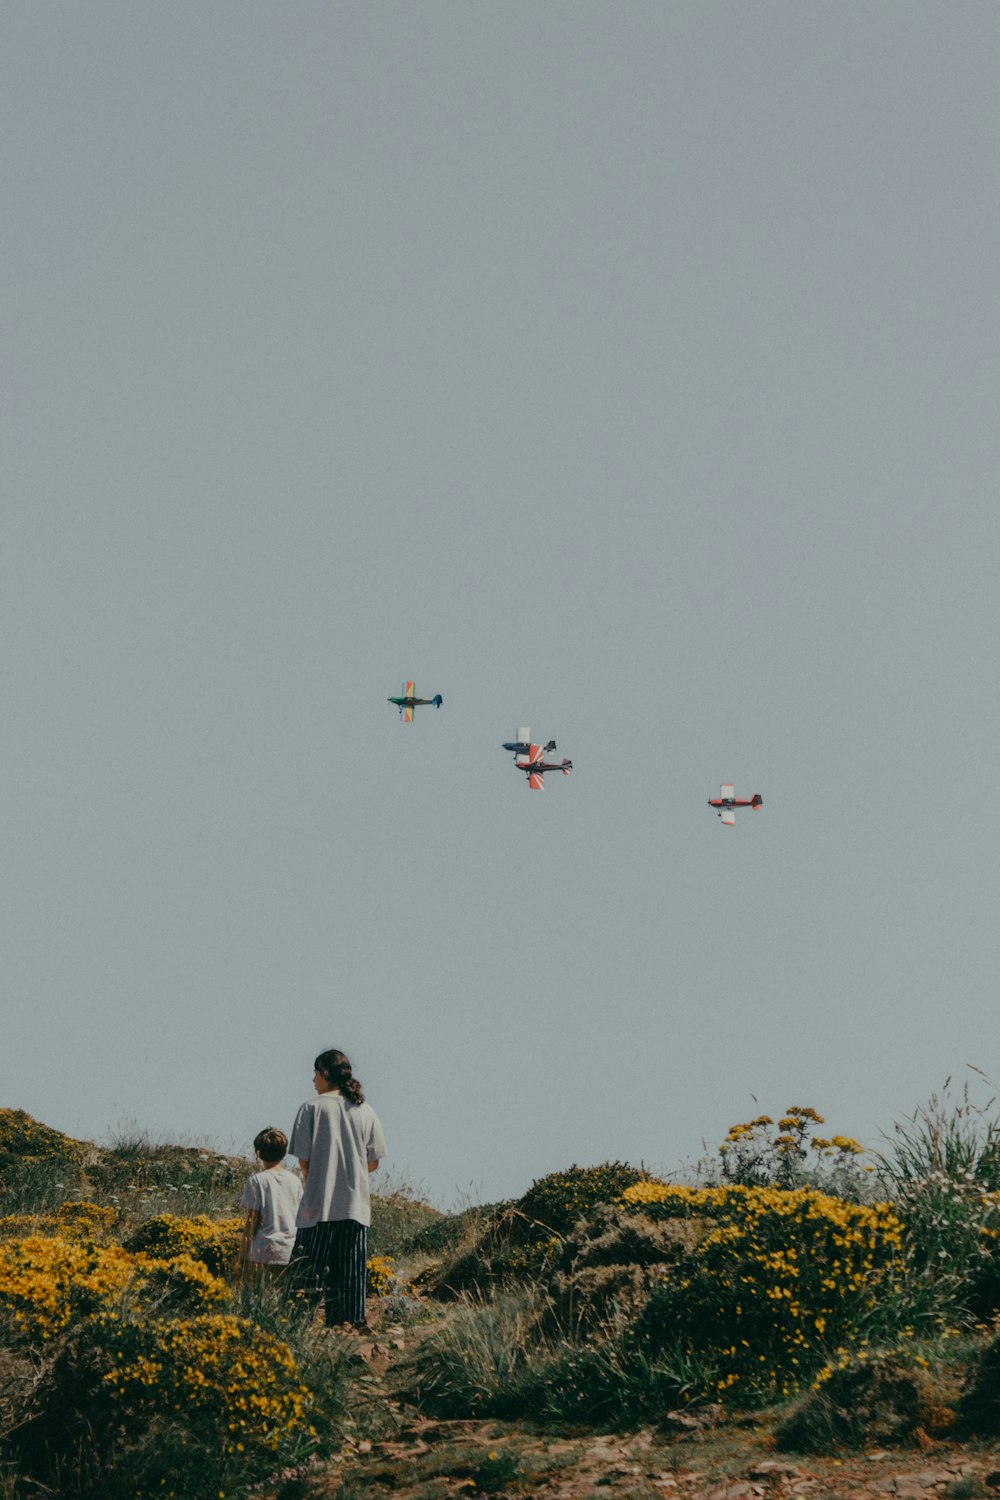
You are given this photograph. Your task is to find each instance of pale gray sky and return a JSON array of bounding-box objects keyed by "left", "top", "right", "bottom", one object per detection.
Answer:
[{"left": 2, "top": 3, "right": 998, "bottom": 1205}]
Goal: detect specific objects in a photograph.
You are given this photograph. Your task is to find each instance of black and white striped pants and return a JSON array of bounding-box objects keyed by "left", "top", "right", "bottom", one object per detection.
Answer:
[{"left": 288, "top": 1219, "right": 368, "bottom": 1327}]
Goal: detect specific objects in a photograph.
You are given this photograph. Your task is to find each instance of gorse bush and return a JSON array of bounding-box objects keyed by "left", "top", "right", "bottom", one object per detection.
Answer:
[
  {"left": 0, "top": 1200, "right": 117, "bottom": 1243},
  {"left": 776, "top": 1345, "right": 961, "bottom": 1451},
  {"left": 97, "top": 1311, "right": 312, "bottom": 1454},
  {"left": 0, "top": 1235, "right": 138, "bottom": 1342},
  {"left": 624, "top": 1182, "right": 905, "bottom": 1401},
  {"left": 0, "top": 1110, "right": 86, "bottom": 1165},
  {"left": 15, "top": 1311, "right": 320, "bottom": 1499},
  {"left": 0, "top": 1233, "right": 232, "bottom": 1344},
  {"left": 431, "top": 1164, "right": 646, "bottom": 1294},
  {"left": 518, "top": 1163, "right": 646, "bottom": 1237},
  {"left": 124, "top": 1212, "right": 241, "bottom": 1277}
]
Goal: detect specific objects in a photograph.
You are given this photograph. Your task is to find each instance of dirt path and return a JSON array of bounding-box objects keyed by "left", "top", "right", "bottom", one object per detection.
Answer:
[{"left": 267, "top": 1318, "right": 1000, "bottom": 1500}]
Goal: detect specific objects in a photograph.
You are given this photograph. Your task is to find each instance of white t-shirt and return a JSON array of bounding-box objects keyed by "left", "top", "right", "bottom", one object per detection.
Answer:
[
  {"left": 239, "top": 1166, "right": 303, "bottom": 1264},
  {"left": 289, "top": 1092, "right": 387, "bottom": 1229}
]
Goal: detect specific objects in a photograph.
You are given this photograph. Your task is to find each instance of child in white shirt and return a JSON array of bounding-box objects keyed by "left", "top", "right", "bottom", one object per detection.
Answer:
[{"left": 236, "top": 1127, "right": 303, "bottom": 1277}]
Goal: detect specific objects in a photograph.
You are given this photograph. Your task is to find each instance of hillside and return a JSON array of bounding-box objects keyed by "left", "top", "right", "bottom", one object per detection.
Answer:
[{"left": 3, "top": 1099, "right": 1000, "bottom": 1499}]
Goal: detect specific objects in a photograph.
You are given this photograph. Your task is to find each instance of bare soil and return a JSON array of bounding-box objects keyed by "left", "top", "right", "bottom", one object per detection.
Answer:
[{"left": 260, "top": 1310, "right": 1000, "bottom": 1500}]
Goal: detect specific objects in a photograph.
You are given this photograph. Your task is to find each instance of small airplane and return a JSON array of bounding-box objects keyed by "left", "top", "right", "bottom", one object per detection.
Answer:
[
  {"left": 387, "top": 681, "right": 443, "bottom": 722},
  {"left": 708, "top": 784, "right": 763, "bottom": 825},
  {"left": 515, "top": 743, "right": 573, "bottom": 791},
  {"left": 502, "top": 727, "right": 556, "bottom": 756}
]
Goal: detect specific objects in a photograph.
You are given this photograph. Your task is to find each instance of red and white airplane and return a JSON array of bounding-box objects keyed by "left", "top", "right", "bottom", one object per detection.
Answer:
[
  {"left": 515, "top": 743, "right": 573, "bottom": 791},
  {"left": 708, "top": 784, "right": 763, "bottom": 825}
]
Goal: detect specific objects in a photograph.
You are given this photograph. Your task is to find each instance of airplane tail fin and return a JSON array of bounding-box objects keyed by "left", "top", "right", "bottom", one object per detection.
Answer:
[
  {"left": 432, "top": 695, "right": 443, "bottom": 707},
  {"left": 751, "top": 794, "right": 763, "bottom": 808},
  {"left": 561, "top": 760, "right": 572, "bottom": 775}
]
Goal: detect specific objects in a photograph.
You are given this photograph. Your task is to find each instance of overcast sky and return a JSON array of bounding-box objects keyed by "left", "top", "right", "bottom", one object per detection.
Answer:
[{"left": 2, "top": 2, "right": 998, "bottom": 1206}]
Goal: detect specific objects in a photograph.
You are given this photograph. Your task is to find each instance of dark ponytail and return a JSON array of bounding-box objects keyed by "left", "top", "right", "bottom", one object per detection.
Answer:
[{"left": 314, "top": 1048, "right": 365, "bottom": 1105}]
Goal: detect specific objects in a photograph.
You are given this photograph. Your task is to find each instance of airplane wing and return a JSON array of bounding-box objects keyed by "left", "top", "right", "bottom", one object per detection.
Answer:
[
  {"left": 720, "top": 784, "right": 735, "bottom": 801},
  {"left": 528, "top": 769, "right": 545, "bottom": 790},
  {"left": 720, "top": 807, "right": 736, "bottom": 826},
  {"left": 526, "top": 744, "right": 545, "bottom": 765}
]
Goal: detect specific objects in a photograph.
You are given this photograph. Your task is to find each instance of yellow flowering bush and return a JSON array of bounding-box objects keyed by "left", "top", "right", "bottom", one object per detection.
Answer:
[
  {"left": 0, "top": 1234, "right": 137, "bottom": 1340},
  {"left": 0, "top": 1200, "right": 117, "bottom": 1243},
  {"left": 130, "top": 1252, "right": 231, "bottom": 1309},
  {"left": 97, "top": 1312, "right": 312, "bottom": 1455},
  {"left": 0, "top": 1232, "right": 232, "bottom": 1343},
  {"left": 14, "top": 1311, "right": 323, "bottom": 1498},
  {"left": 0, "top": 1108, "right": 85, "bottom": 1163},
  {"left": 124, "top": 1213, "right": 241, "bottom": 1277},
  {"left": 518, "top": 1163, "right": 645, "bottom": 1237},
  {"left": 624, "top": 1182, "right": 905, "bottom": 1400}
]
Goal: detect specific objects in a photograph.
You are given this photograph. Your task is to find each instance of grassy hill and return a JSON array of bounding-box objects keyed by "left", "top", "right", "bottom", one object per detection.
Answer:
[{"left": 2, "top": 1093, "right": 1000, "bottom": 1498}]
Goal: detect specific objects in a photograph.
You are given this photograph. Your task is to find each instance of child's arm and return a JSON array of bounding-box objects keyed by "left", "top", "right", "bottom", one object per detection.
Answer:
[{"left": 234, "top": 1208, "right": 260, "bottom": 1279}]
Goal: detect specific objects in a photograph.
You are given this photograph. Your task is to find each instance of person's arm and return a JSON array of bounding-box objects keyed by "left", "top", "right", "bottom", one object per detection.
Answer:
[
  {"left": 298, "top": 1159, "right": 309, "bottom": 1184},
  {"left": 368, "top": 1158, "right": 378, "bottom": 1174},
  {"left": 234, "top": 1209, "right": 260, "bottom": 1279}
]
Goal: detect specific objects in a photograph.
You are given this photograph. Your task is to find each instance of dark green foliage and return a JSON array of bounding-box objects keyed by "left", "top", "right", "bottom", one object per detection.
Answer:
[
  {"left": 122, "top": 1212, "right": 238, "bottom": 1276},
  {"left": 368, "top": 1188, "right": 442, "bottom": 1260},
  {"left": 428, "top": 1165, "right": 645, "bottom": 1297},
  {"left": 517, "top": 1163, "right": 644, "bottom": 1237},
  {"left": 957, "top": 1331, "right": 1000, "bottom": 1435},
  {"left": 409, "top": 1201, "right": 513, "bottom": 1256},
  {"left": 86, "top": 1140, "right": 245, "bottom": 1199},
  {"left": 547, "top": 1203, "right": 697, "bottom": 1332},
  {"left": 401, "top": 1291, "right": 545, "bottom": 1418},
  {"left": 775, "top": 1353, "right": 959, "bottom": 1452},
  {"left": 0, "top": 1110, "right": 86, "bottom": 1166},
  {"left": 515, "top": 1330, "right": 706, "bottom": 1427}
]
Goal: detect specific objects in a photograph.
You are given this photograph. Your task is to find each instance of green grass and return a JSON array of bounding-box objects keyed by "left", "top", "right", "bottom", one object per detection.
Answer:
[{"left": 6, "top": 1085, "right": 1000, "bottom": 1497}]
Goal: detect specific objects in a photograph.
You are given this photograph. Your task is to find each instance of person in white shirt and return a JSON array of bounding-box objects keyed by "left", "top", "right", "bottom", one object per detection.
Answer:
[
  {"left": 287, "top": 1048, "right": 387, "bottom": 1328},
  {"left": 235, "top": 1127, "right": 303, "bottom": 1277}
]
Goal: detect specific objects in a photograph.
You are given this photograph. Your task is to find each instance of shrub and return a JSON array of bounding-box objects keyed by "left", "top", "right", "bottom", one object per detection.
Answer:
[
  {"left": 0, "top": 1201, "right": 118, "bottom": 1244},
  {"left": 957, "top": 1329, "right": 1000, "bottom": 1435},
  {"left": 368, "top": 1188, "right": 441, "bottom": 1260},
  {"left": 431, "top": 1166, "right": 645, "bottom": 1296},
  {"left": 0, "top": 1233, "right": 232, "bottom": 1345},
  {"left": 625, "top": 1182, "right": 905, "bottom": 1402},
  {"left": 410, "top": 1202, "right": 512, "bottom": 1257},
  {"left": 776, "top": 1348, "right": 959, "bottom": 1451},
  {"left": 518, "top": 1163, "right": 645, "bottom": 1237},
  {"left": 873, "top": 1081, "right": 1000, "bottom": 1324},
  {"left": 705, "top": 1106, "right": 872, "bottom": 1197},
  {"left": 123, "top": 1213, "right": 241, "bottom": 1277},
  {"left": 0, "top": 1110, "right": 86, "bottom": 1166},
  {"left": 0, "top": 1235, "right": 137, "bottom": 1342},
  {"left": 15, "top": 1311, "right": 320, "bottom": 1497},
  {"left": 130, "top": 1252, "right": 231, "bottom": 1312},
  {"left": 547, "top": 1203, "right": 698, "bottom": 1332},
  {"left": 365, "top": 1253, "right": 416, "bottom": 1301},
  {"left": 401, "top": 1289, "right": 547, "bottom": 1418}
]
